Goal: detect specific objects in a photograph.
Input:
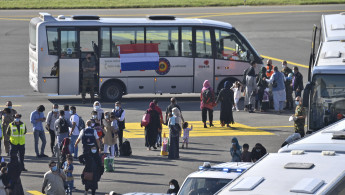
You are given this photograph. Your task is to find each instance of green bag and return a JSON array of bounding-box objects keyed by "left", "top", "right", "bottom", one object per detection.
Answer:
[{"left": 104, "top": 156, "right": 114, "bottom": 172}]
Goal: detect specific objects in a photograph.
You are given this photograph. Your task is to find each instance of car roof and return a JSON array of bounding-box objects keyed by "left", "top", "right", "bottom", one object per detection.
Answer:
[
  {"left": 278, "top": 118, "right": 345, "bottom": 153},
  {"left": 216, "top": 152, "right": 345, "bottom": 195}
]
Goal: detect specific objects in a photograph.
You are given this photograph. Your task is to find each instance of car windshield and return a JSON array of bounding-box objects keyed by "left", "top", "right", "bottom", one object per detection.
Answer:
[
  {"left": 309, "top": 74, "right": 345, "bottom": 130},
  {"left": 178, "top": 178, "right": 232, "bottom": 195}
]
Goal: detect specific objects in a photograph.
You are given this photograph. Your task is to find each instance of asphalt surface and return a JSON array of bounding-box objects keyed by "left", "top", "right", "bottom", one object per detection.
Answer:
[{"left": 0, "top": 4, "right": 345, "bottom": 195}]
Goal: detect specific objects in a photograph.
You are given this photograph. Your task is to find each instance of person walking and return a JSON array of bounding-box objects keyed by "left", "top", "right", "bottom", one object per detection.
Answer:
[
  {"left": 152, "top": 99, "right": 163, "bottom": 147},
  {"left": 112, "top": 102, "right": 125, "bottom": 149},
  {"left": 69, "top": 106, "right": 80, "bottom": 159},
  {"left": 165, "top": 98, "right": 184, "bottom": 125},
  {"left": 292, "top": 66, "right": 304, "bottom": 98},
  {"left": 7, "top": 114, "right": 27, "bottom": 171},
  {"left": 167, "top": 179, "right": 180, "bottom": 195},
  {"left": 144, "top": 102, "right": 160, "bottom": 150},
  {"left": 30, "top": 105, "right": 48, "bottom": 158},
  {"left": 42, "top": 160, "right": 66, "bottom": 195},
  {"left": 281, "top": 61, "right": 293, "bottom": 110},
  {"left": 1, "top": 101, "right": 17, "bottom": 156},
  {"left": 79, "top": 146, "right": 104, "bottom": 195},
  {"left": 230, "top": 137, "right": 241, "bottom": 162},
  {"left": 103, "top": 112, "right": 117, "bottom": 157},
  {"left": 54, "top": 110, "right": 71, "bottom": 146},
  {"left": 265, "top": 66, "right": 286, "bottom": 113},
  {"left": 93, "top": 101, "right": 104, "bottom": 126},
  {"left": 46, "top": 104, "right": 59, "bottom": 157},
  {"left": 244, "top": 61, "right": 257, "bottom": 113},
  {"left": 256, "top": 67, "right": 268, "bottom": 112},
  {"left": 200, "top": 80, "right": 216, "bottom": 128},
  {"left": 216, "top": 81, "right": 235, "bottom": 127},
  {"left": 293, "top": 96, "right": 306, "bottom": 137},
  {"left": 81, "top": 53, "right": 96, "bottom": 104},
  {"left": 7, "top": 155, "right": 24, "bottom": 195},
  {"left": 74, "top": 120, "right": 101, "bottom": 155},
  {"left": 168, "top": 107, "right": 182, "bottom": 159}
]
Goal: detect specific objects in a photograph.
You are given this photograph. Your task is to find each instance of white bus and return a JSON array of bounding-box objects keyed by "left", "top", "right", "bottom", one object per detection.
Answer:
[
  {"left": 304, "top": 13, "right": 345, "bottom": 132},
  {"left": 29, "top": 13, "right": 262, "bottom": 101}
]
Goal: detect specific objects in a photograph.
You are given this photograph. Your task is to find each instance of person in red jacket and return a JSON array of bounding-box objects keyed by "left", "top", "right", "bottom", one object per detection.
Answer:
[{"left": 200, "top": 80, "right": 216, "bottom": 128}]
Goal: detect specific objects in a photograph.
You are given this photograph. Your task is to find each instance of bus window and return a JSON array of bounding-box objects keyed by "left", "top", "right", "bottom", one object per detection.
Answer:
[
  {"left": 195, "top": 29, "right": 212, "bottom": 58},
  {"left": 60, "top": 30, "right": 78, "bottom": 59},
  {"left": 215, "top": 29, "right": 252, "bottom": 62},
  {"left": 146, "top": 27, "right": 179, "bottom": 57},
  {"left": 111, "top": 27, "right": 144, "bottom": 57},
  {"left": 46, "top": 27, "right": 58, "bottom": 55},
  {"left": 181, "top": 27, "right": 192, "bottom": 57},
  {"left": 80, "top": 31, "right": 98, "bottom": 52},
  {"left": 101, "top": 27, "right": 111, "bottom": 57}
]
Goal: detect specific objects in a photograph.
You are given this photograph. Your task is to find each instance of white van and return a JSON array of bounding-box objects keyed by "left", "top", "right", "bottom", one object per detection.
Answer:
[
  {"left": 216, "top": 152, "right": 345, "bottom": 195},
  {"left": 178, "top": 162, "right": 253, "bottom": 195},
  {"left": 279, "top": 118, "right": 345, "bottom": 153}
]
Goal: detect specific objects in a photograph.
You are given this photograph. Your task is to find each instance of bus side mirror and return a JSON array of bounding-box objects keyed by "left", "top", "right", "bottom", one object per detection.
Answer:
[{"left": 302, "top": 82, "right": 313, "bottom": 108}]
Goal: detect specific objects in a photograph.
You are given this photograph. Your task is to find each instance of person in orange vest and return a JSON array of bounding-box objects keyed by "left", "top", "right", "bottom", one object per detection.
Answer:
[{"left": 266, "top": 59, "right": 275, "bottom": 78}]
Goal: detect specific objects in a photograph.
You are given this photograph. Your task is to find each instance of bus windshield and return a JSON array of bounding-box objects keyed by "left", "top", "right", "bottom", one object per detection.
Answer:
[
  {"left": 309, "top": 74, "right": 345, "bottom": 130},
  {"left": 179, "top": 178, "right": 232, "bottom": 195}
]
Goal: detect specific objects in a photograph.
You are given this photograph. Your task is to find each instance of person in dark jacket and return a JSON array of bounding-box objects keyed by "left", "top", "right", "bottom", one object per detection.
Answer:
[
  {"left": 292, "top": 66, "right": 304, "bottom": 98},
  {"left": 216, "top": 81, "right": 235, "bottom": 127},
  {"left": 79, "top": 146, "right": 104, "bottom": 195},
  {"left": 256, "top": 67, "right": 268, "bottom": 112},
  {"left": 167, "top": 179, "right": 179, "bottom": 194},
  {"left": 251, "top": 143, "right": 267, "bottom": 162},
  {"left": 144, "top": 102, "right": 161, "bottom": 150},
  {"left": 7, "top": 155, "right": 24, "bottom": 195}
]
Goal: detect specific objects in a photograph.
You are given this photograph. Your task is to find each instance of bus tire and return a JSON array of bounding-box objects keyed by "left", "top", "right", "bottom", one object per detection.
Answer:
[{"left": 101, "top": 82, "right": 123, "bottom": 102}]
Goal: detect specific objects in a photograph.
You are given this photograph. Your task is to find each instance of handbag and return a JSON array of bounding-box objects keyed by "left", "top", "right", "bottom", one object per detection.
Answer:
[
  {"left": 83, "top": 172, "right": 93, "bottom": 181},
  {"left": 141, "top": 112, "right": 150, "bottom": 127}
]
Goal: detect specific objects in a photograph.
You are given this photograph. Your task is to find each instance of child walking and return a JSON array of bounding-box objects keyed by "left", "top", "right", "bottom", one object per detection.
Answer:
[
  {"left": 63, "top": 155, "right": 74, "bottom": 193},
  {"left": 231, "top": 81, "right": 243, "bottom": 112},
  {"left": 182, "top": 122, "right": 193, "bottom": 149}
]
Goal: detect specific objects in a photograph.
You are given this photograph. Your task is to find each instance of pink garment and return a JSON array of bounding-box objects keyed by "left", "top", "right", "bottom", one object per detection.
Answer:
[{"left": 200, "top": 80, "right": 215, "bottom": 110}]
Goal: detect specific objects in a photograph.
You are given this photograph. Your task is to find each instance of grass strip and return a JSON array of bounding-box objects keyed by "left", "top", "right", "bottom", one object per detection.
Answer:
[{"left": 0, "top": 0, "right": 344, "bottom": 9}]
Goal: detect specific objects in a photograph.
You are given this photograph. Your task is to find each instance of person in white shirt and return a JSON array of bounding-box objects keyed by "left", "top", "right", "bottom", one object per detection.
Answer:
[{"left": 69, "top": 106, "right": 80, "bottom": 159}]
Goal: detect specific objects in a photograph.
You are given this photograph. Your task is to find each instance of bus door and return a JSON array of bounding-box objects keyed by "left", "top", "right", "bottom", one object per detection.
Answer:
[
  {"left": 79, "top": 29, "right": 99, "bottom": 95},
  {"left": 194, "top": 28, "right": 215, "bottom": 92},
  {"left": 58, "top": 28, "right": 80, "bottom": 95}
]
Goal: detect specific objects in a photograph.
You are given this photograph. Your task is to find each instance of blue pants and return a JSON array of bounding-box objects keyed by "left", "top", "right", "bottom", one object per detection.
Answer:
[
  {"left": 34, "top": 130, "right": 46, "bottom": 156},
  {"left": 69, "top": 135, "right": 78, "bottom": 158}
]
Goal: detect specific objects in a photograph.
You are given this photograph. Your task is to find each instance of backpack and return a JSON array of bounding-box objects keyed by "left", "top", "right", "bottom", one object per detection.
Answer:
[
  {"left": 78, "top": 116, "right": 85, "bottom": 130},
  {"left": 120, "top": 140, "right": 132, "bottom": 156},
  {"left": 202, "top": 89, "right": 214, "bottom": 104},
  {"left": 59, "top": 118, "right": 69, "bottom": 134},
  {"left": 141, "top": 112, "right": 150, "bottom": 127}
]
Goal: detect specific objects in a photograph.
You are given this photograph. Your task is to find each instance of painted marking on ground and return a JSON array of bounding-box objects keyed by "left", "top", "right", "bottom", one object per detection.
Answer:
[
  {"left": 123, "top": 120, "right": 273, "bottom": 138},
  {"left": 0, "top": 105, "right": 22, "bottom": 107},
  {"left": 27, "top": 191, "right": 43, "bottom": 195},
  {"left": 260, "top": 55, "right": 309, "bottom": 69}
]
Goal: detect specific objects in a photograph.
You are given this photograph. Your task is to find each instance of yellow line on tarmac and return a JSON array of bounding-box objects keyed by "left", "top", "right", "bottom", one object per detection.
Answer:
[
  {"left": 0, "top": 105, "right": 22, "bottom": 107},
  {"left": 254, "top": 125, "right": 294, "bottom": 128},
  {"left": 0, "top": 17, "right": 30, "bottom": 21},
  {"left": 260, "top": 55, "right": 309, "bottom": 69},
  {"left": 123, "top": 120, "right": 273, "bottom": 139},
  {"left": 27, "top": 191, "right": 43, "bottom": 195}
]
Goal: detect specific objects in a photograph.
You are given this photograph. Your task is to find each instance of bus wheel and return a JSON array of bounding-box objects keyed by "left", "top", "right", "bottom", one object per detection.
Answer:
[{"left": 101, "top": 82, "right": 123, "bottom": 102}]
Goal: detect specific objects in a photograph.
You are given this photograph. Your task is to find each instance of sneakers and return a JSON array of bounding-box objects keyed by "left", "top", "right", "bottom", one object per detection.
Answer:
[{"left": 236, "top": 109, "right": 240, "bottom": 112}]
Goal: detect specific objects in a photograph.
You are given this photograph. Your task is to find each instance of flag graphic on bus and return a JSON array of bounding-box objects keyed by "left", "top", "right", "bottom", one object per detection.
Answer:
[{"left": 118, "top": 43, "right": 159, "bottom": 71}]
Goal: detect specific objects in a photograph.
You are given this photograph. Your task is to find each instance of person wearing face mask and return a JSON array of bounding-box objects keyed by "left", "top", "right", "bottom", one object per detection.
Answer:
[
  {"left": 167, "top": 179, "right": 179, "bottom": 195},
  {"left": 81, "top": 53, "right": 96, "bottom": 104},
  {"left": 230, "top": 137, "right": 242, "bottom": 162},
  {"left": 1, "top": 101, "right": 17, "bottom": 156},
  {"left": 30, "top": 105, "right": 48, "bottom": 158},
  {"left": 93, "top": 101, "right": 104, "bottom": 126},
  {"left": 293, "top": 96, "right": 306, "bottom": 137},
  {"left": 42, "top": 160, "right": 66, "bottom": 195},
  {"left": 281, "top": 61, "right": 293, "bottom": 110},
  {"left": 74, "top": 120, "right": 101, "bottom": 155},
  {"left": 54, "top": 110, "right": 71, "bottom": 146},
  {"left": 292, "top": 66, "right": 304, "bottom": 98},
  {"left": 7, "top": 114, "right": 27, "bottom": 171},
  {"left": 46, "top": 104, "right": 59, "bottom": 157},
  {"left": 112, "top": 101, "right": 125, "bottom": 149},
  {"left": 79, "top": 146, "right": 104, "bottom": 195},
  {"left": 103, "top": 112, "right": 117, "bottom": 157},
  {"left": 69, "top": 106, "right": 80, "bottom": 159},
  {"left": 165, "top": 98, "right": 184, "bottom": 126}
]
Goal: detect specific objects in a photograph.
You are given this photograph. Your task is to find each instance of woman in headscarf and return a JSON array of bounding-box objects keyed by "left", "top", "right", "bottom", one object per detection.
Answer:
[
  {"left": 145, "top": 102, "right": 161, "bottom": 150},
  {"left": 167, "top": 179, "right": 180, "bottom": 194},
  {"left": 7, "top": 155, "right": 24, "bottom": 195},
  {"left": 251, "top": 143, "right": 267, "bottom": 162},
  {"left": 256, "top": 67, "right": 268, "bottom": 112},
  {"left": 216, "top": 81, "right": 235, "bottom": 127},
  {"left": 230, "top": 137, "right": 242, "bottom": 162},
  {"left": 79, "top": 146, "right": 104, "bottom": 195},
  {"left": 103, "top": 112, "right": 117, "bottom": 157},
  {"left": 200, "top": 80, "right": 216, "bottom": 128},
  {"left": 93, "top": 101, "right": 104, "bottom": 125},
  {"left": 168, "top": 107, "right": 182, "bottom": 159}
]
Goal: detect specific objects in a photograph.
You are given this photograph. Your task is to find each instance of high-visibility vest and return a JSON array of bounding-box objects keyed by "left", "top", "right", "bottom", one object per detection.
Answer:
[{"left": 9, "top": 122, "right": 25, "bottom": 145}]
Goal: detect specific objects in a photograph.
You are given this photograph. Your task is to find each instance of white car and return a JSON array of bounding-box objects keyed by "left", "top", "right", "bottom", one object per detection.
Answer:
[{"left": 178, "top": 162, "right": 253, "bottom": 195}]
